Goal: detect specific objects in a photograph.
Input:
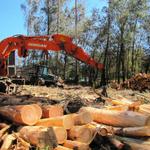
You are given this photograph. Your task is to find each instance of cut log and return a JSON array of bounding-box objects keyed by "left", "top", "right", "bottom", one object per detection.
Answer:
[
  {"left": 73, "top": 111, "right": 93, "bottom": 125},
  {"left": 90, "top": 122, "right": 114, "bottom": 135},
  {"left": 63, "top": 140, "right": 90, "bottom": 150},
  {"left": 54, "top": 145, "right": 73, "bottom": 150},
  {"left": 68, "top": 125, "right": 95, "bottom": 143},
  {"left": 0, "top": 104, "right": 42, "bottom": 125},
  {"left": 53, "top": 127, "right": 67, "bottom": 144},
  {"left": 0, "top": 134, "right": 16, "bottom": 150},
  {"left": 36, "top": 114, "right": 74, "bottom": 129},
  {"left": 109, "top": 136, "right": 124, "bottom": 149},
  {"left": 19, "top": 126, "right": 57, "bottom": 149},
  {"left": 119, "top": 136, "right": 150, "bottom": 150},
  {"left": 114, "top": 126, "right": 150, "bottom": 137},
  {"left": 139, "top": 104, "right": 150, "bottom": 115},
  {"left": 80, "top": 107, "right": 150, "bottom": 127},
  {"left": 42, "top": 105, "right": 64, "bottom": 118}
]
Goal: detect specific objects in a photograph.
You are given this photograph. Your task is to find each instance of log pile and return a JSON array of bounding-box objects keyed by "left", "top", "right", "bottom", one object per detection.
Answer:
[
  {"left": 0, "top": 93, "right": 150, "bottom": 150},
  {"left": 121, "top": 73, "right": 150, "bottom": 91}
]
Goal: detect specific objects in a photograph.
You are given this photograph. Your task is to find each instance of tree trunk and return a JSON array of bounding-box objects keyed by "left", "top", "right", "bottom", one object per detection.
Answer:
[{"left": 100, "top": 0, "right": 111, "bottom": 86}]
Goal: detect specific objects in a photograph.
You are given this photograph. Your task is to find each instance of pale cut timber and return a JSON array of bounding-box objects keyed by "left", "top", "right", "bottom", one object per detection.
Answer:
[
  {"left": 80, "top": 107, "right": 150, "bottom": 127},
  {"left": 0, "top": 104, "right": 42, "bottom": 125},
  {"left": 19, "top": 126, "right": 57, "bottom": 149},
  {"left": 68, "top": 125, "right": 95, "bottom": 143},
  {"left": 109, "top": 136, "right": 124, "bottom": 149},
  {"left": 114, "top": 126, "right": 150, "bottom": 137},
  {"left": 54, "top": 145, "right": 73, "bottom": 150},
  {"left": 53, "top": 127, "right": 67, "bottom": 144},
  {"left": 119, "top": 137, "right": 150, "bottom": 150},
  {"left": 0, "top": 134, "right": 16, "bottom": 150},
  {"left": 42, "top": 105, "right": 63, "bottom": 118},
  {"left": 0, "top": 125, "right": 10, "bottom": 139},
  {"left": 73, "top": 111, "right": 93, "bottom": 125},
  {"left": 36, "top": 114, "right": 74, "bottom": 129},
  {"left": 139, "top": 104, "right": 150, "bottom": 115},
  {"left": 63, "top": 140, "right": 90, "bottom": 150}
]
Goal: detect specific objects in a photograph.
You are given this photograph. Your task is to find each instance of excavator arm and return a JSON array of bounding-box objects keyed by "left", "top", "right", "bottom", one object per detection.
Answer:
[{"left": 0, "top": 34, "right": 103, "bottom": 76}]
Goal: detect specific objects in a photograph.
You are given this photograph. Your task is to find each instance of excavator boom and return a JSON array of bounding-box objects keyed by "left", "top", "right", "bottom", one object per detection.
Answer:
[{"left": 0, "top": 34, "right": 103, "bottom": 76}]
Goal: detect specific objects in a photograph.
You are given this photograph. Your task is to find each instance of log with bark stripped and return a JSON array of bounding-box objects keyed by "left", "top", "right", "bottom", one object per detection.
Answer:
[
  {"left": 80, "top": 107, "right": 150, "bottom": 127},
  {"left": 0, "top": 104, "right": 42, "bottom": 125},
  {"left": 36, "top": 114, "right": 74, "bottom": 129}
]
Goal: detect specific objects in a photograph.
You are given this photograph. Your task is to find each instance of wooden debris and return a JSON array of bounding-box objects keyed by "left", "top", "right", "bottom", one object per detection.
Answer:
[
  {"left": 0, "top": 134, "right": 16, "bottom": 150},
  {"left": 36, "top": 114, "right": 74, "bottom": 129},
  {"left": 0, "top": 124, "right": 10, "bottom": 139},
  {"left": 18, "top": 126, "right": 57, "bottom": 149},
  {"left": 121, "top": 73, "right": 150, "bottom": 91},
  {"left": 80, "top": 107, "right": 150, "bottom": 127},
  {"left": 0, "top": 104, "right": 42, "bottom": 125}
]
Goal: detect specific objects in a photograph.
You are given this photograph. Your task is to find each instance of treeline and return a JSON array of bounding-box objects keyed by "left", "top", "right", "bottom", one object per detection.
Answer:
[{"left": 21, "top": 0, "right": 150, "bottom": 85}]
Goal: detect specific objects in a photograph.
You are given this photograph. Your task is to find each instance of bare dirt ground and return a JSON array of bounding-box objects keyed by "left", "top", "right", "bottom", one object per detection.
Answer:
[{"left": 19, "top": 85, "right": 150, "bottom": 104}]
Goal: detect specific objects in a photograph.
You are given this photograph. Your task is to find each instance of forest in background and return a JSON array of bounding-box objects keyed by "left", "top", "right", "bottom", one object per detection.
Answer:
[{"left": 20, "top": 0, "right": 150, "bottom": 86}]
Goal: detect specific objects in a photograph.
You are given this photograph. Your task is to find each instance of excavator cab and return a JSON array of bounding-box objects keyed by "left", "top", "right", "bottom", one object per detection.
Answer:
[{"left": 29, "top": 64, "right": 58, "bottom": 86}]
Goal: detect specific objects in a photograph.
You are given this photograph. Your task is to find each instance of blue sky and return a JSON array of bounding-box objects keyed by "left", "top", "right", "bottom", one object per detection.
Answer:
[{"left": 0, "top": 0, "right": 107, "bottom": 40}]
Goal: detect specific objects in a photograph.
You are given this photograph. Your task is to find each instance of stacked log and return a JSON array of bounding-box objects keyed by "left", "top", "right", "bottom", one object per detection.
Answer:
[
  {"left": 121, "top": 73, "right": 150, "bottom": 91},
  {"left": 0, "top": 93, "right": 150, "bottom": 150}
]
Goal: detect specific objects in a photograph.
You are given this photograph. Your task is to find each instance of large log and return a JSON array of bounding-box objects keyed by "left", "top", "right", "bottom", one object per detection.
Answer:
[
  {"left": 114, "top": 126, "right": 150, "bottom": 137},
  {"left": 68, "top": 125, "right": 95, "bottom": 143},
  {"left": 0, "top": 104, "right": 42, "bottom": 125},
  {"left": 53, "top": 127, "right": 67, "bottom": 144},
  {"left": 19, "top": 126, "right": 57, "bottom": 149},
  {"left": 73, "top": 111, "right": 93, "bottom": 125},
  {"left": 36, "top": 114, "right": 74, "bottom": 129},
  {"left": 63, "top": 140, "right": 90, "bottom": 150},
  {"left": 42, "top": 105, "right": 64, "bottom": 118},
  {"left": 80, "top": 107, "right": 150, "bottom": 127}
]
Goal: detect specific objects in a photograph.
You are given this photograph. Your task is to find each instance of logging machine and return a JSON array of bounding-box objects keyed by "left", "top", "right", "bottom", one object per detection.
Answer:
[{"left": 0, "top": 34, "right": 103, "bottom": 93}]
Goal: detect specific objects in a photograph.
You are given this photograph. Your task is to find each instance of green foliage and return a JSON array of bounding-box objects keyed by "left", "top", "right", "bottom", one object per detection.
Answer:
[{"left": 21, "top": 0, "right": 150, "bottom": 85}]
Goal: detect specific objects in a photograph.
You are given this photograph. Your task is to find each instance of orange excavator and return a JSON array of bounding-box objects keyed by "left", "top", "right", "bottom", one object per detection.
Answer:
[
  {"left": 0, "top": 34, "right": 103, "bottom": 93},
  {"left": 0, "top": 34, "right": 103, "bottom": 76}
]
